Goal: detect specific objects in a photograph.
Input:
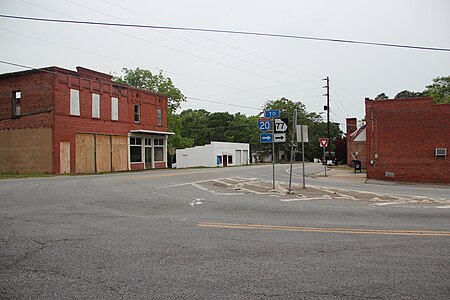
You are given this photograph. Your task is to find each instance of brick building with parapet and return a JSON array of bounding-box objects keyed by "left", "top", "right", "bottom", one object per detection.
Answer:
[
  {"left": 349, "top": 97, "right": 449, "bottom": 183},
  {"left": 0, "top": 66, "right": 173, "bottom": 174}
]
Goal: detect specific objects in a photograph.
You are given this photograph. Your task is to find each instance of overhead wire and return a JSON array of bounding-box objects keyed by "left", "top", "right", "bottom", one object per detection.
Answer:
[
  {"left": 1, "top": 14, "right": 449, "bottom": 52},
  {"left": 14, "top": 0, "right": 324, "bottom": 105}
]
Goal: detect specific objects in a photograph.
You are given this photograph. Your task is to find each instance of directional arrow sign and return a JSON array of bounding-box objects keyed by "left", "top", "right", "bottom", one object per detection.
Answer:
[
  {"left": 274, "top": 133, "right": 286, "bottom": 143},
  {"left": 260, "top": 133, "right": 273, "bottom": 143}
]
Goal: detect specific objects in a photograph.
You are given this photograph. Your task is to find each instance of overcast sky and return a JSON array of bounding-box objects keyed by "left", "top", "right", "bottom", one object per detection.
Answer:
[{"left": 1, "top": 0, "right": 449, "bottom": 128}]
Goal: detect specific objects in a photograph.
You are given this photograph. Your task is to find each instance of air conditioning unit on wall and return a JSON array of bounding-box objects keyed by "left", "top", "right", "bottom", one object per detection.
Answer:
[{"left": 435, "top": 148, "right": 447, "bottom": 158}]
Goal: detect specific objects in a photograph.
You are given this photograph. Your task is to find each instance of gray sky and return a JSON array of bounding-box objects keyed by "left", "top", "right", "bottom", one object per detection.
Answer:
[{"left": 1, "top": 0, "right": 449, "bottom": 129}]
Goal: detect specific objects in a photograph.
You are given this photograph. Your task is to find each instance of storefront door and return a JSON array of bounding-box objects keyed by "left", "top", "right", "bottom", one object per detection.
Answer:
[{"left": 145, "top": 147, "right": 152, "bottom": 169}]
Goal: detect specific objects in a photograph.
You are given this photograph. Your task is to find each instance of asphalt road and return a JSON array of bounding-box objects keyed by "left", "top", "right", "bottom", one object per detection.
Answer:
[{"left": 1, "top": 165, "right": 449, "bottom": 299}]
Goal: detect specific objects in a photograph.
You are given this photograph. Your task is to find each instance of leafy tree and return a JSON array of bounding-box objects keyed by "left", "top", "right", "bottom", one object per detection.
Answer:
[
  {"left": 425, "top": 76, "right": 450, "bottom": 104},
  {"left": 207, "top": 112, "right": 234, "bottom": 142},
  {"left": 114, "top": 67, "right": 185, "bottom": 111},
  {"left": 167, "top": 112, "right": 194, "bottom": 149},
  {"left": 179, "top": 109, "right": 211, "bottom": 146},
  {"left": 394, "top": 90, "right": 425, "bottom": 99},
  {"left": 375, "top": 93, "right": 389, "bottom": 100},
  {"left": 113, "top": 67, "right": 191, "bottom": 152},
  {"left": 225, "top": 114, "right": 261, "bottom": 159}
]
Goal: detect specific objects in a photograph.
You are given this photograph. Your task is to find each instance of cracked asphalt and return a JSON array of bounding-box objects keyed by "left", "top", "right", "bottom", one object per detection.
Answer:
[{"left": 1, "top": 164, "right": 449, "bottom": 299}]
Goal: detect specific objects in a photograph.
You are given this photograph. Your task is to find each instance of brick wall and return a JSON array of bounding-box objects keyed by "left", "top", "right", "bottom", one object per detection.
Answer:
[
  {"left": 53, "top": 71, "right": 168, "bottom": 173},
  {"left": 1, "top": 67, "right": 169, "bottom": 174},
  {"left": 0, "top": 71, "right": 55, "bottom": 129},
  {"left": 365, "top": 97, "right": 450, "bottom": 183}
]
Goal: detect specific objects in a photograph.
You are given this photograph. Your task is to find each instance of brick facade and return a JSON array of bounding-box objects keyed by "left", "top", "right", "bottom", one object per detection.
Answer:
[
  {"left": 365, "top": 97, "right": 450, "bottom": 183},
  {"left": 0, "top": 66, "right": 171, "bottom": 174}
]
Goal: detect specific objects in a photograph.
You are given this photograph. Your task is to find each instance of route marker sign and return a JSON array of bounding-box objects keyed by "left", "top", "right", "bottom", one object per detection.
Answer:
[
  {"left": 265, "top": 110, "right": 280, "bottom": 118},
  {"left": 257, "top": 118, "right": 272, "bottom": 132},
  {"left": 319, "top": 138, "right": 329, "bottom": 148},
  {"left": 274, "top": 118, "right": 288, "bottom": 132},
  {"left": 260, "top": 133, "right": 273, "bottom": 143}
]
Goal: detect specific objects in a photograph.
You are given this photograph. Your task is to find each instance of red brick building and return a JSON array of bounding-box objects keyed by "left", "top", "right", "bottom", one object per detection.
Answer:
[
  {"left": 346, "top": 118, "right": 367, "bottom": 169},
  {"left": 364, "top": 97, "right": 449, "bottom": 183},
  {"left": 0, "top": 66, "right": 173, "bottom": 174}
]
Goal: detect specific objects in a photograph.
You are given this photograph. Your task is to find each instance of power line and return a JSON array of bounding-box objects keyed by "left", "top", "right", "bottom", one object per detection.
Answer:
[
  {"left": 0, "top": 60, "right": 263, "bottom": 112},
  {"left": 1, "top": 14, "right": 450, "bottom": 52}
]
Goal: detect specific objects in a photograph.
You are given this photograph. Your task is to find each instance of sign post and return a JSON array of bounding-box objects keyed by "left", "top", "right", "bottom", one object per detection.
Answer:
[
  {"left": 288, "top": 110, "right": 297, "bottom": 192},
  {"left": 319, "top": 138, "right": 329, "bottom": 176},
  {"left": 260, "top": 110, "right": 288, "bottom": 190}
]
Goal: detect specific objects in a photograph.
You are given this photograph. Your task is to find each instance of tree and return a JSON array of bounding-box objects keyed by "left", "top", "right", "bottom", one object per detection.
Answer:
[
  {"left": 394, "top": 90, "right": 425, "bottom": 99},
  {"left": 114, "top": 67, "right": 191, "bottom": 153},
  {"left": 179, "top": 109, "right": 211, "bottom": 146},
  {"left": 114, "top": 68, "right": 185, "bottom": 111},
  {"left": 375, "top": 93, "right": 389, "bottom": 100},
  {"left": 425, "top": 76, "right": 450, "bottom": 104},
  {"left": 207, "top": 112, "right": 234, "bottom": 142}
]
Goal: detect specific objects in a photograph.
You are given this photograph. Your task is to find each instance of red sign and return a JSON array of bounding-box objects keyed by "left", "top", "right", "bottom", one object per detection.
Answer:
[{"left": 319, "top": 138, "right": 329, "bottom": 148}]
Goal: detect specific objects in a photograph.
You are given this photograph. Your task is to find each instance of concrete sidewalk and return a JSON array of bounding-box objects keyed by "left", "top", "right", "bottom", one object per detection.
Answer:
[{"left": 311, "top": 166, "right": 367, "bottom": 183}]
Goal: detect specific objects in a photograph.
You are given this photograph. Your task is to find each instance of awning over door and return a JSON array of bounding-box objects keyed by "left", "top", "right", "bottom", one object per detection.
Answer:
[{"left": 129, "top": 129, "right": 175, "bottom": 135}]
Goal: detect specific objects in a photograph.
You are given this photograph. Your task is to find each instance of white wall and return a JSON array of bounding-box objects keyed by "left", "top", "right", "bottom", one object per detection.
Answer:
[{"left": 176, "top": 142, "right": 250, "bottom": 169}]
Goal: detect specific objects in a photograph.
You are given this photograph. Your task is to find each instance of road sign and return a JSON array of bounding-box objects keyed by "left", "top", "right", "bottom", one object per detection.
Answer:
[
  {"left": 260, "top": 133, "right": 273, "bottom": 143},
  {"left": 319, "top": 138, "right": 329, "bottom": 148},
  {"left": 296, "top": 125, "right": 308, "bottom": 142},
  {"left": 265, "top": 110, "right": 280, "bottom": 118},
  {"left": 274, "top": 133, "right": 286, "bottom": 143},
  {"left": 257, "top": 118, "right": 272, "bottom": 132},
  {"left": 274, "top": 118, "right": 288, "bottom": 132}
]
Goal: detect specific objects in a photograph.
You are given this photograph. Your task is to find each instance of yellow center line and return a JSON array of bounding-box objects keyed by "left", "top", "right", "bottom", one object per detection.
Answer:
[{"left": 198, "top": 222, "right": 450, "bottom": 237}]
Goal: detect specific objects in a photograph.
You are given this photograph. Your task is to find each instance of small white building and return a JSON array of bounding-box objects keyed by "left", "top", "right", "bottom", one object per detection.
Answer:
[{"left": 176, "top": 141, "right": 250, "bottom": 169}]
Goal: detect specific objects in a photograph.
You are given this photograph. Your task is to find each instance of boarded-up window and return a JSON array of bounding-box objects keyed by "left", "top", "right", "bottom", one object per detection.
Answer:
[
  {"left": 111, "top": 97, "right": 118, "bottom": 121},
  {"left": 92, "top": 93, "right": 100, "bottom": 118},
  {"left": 70, "top": 89, "right": 80, "bottom": 116}
]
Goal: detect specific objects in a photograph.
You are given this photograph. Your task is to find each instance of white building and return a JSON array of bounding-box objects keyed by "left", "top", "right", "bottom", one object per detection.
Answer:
[{"left": 176, "top": 141, "right": 250, "bottom": 169}]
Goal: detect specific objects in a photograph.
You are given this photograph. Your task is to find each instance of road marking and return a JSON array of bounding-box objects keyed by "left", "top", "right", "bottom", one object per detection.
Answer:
[
  {"left": 372, "top": 202, "right": 398, "bottom": 207},
  {"left": 197, "top": 222, "right": 450, "bottom": 237},
  {"left": 436, "top": 205, "right": 450, "bottom": 209}
]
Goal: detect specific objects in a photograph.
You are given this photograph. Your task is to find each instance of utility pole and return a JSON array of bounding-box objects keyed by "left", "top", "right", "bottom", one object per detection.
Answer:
[{"left": 323, "top": 76, "right": 331, "bottom": 157}]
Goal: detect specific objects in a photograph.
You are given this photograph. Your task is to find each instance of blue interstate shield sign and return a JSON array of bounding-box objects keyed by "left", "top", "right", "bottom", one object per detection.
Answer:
[{"left": 257, "top": 118, "right": 272, "bottom": 132}]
